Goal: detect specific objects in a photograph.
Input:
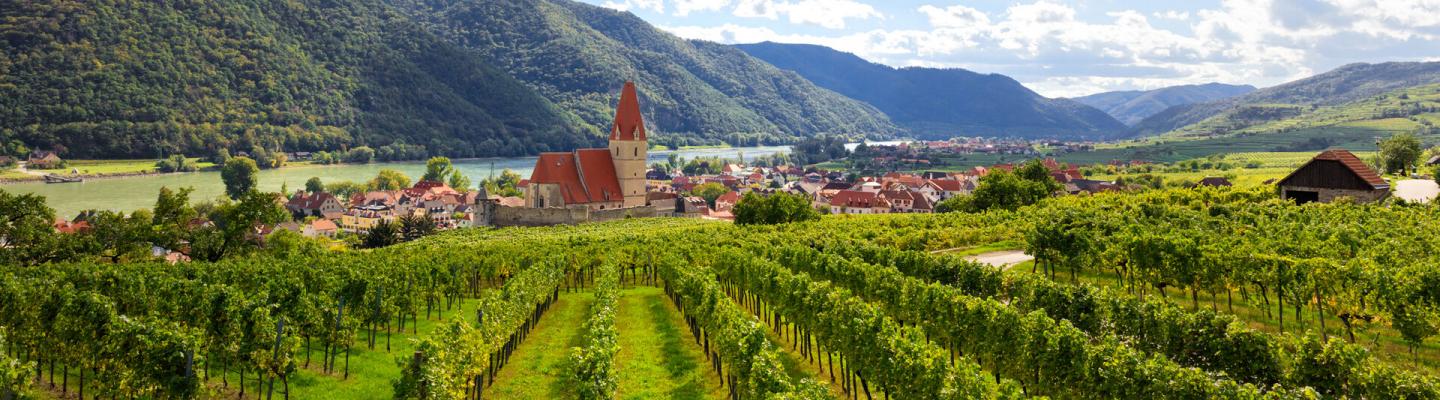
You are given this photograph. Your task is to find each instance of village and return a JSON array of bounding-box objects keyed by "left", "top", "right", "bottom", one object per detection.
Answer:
[{"left": 41, "top": 83, "right": 1410, "bottom": 245}]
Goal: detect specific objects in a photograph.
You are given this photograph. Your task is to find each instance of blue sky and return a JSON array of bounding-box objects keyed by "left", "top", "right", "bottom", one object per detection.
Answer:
[{"left": 580, "top": 0, "right": 1440, "bottom": 97}]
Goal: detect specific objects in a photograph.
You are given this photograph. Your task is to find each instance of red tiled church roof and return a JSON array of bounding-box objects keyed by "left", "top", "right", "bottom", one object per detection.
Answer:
[
  {"left": 530, "top": 149, "right": 625, "bottom": 205},
  {"left": 610, "top": 81, "right": 646, "bottom": 141}
]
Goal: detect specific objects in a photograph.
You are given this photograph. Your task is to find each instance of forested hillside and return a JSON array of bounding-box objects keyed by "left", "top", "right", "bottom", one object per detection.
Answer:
[
  {"left": 0, "top": 0, "right": 899, "bottom": 159},
  {"left": 735, "top": 41, "right": 1126, "bottom": 139},
  {"left": 1072, "top": 83, "right": 1254, "bottom": 126},
  {"left": 0, "top": 0, "right": 596, "bottom": 159},
  {"left": 391, "top": 0, "right": 900, "bottom": 148},
  {"left": 1131, "top": 62, "right": 1440, "bottom": 136}
]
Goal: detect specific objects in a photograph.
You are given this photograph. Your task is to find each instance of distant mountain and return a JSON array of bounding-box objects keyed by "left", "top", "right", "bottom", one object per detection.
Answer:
[
  {"left": 389, "top": 0, "right": 899, "bottom": 148},
  {"left": 1072, "top": 83, "right": 1255, "bottom": 126},
  {"left": 734, "top": 42, "right": 1126, "bottom": 139},
  {"left": 0, "top": 0, "right": 595, "bottom": 159},
  {"left": 1131, "top": 62, "right": 1440, "bottom": 137}
]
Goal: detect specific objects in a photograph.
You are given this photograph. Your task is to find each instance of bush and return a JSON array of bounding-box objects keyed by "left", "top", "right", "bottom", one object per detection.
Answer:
[
  {"left": 734, "top": 192, "right": 819, "bottom": 225},
  {"left": 155, "top": 155, "right": 199, "bottom": 173}
]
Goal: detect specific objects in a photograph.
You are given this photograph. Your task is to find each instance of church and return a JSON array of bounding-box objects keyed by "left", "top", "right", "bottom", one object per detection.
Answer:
[{"left": 524, "top": 82, "right": 649, "bottom": 210}]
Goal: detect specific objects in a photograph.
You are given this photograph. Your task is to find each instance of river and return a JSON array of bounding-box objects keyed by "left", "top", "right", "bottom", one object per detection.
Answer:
[{"left": 4, "top": 145, "right": 793, "bottom": 217}]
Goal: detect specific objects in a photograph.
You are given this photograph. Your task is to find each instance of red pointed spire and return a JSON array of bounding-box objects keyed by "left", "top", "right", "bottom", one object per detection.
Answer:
[{"left": 610, "top": 81, "right": 646, "bottom": 141}]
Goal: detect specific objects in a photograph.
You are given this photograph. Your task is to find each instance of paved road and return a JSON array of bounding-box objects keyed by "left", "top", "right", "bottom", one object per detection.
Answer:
[
  {"left": 1395, "top": 179, "right": 1440, "bottom": 203},
  {"left": 962, "top": 250, "right": 1034, "bottom": 270}
]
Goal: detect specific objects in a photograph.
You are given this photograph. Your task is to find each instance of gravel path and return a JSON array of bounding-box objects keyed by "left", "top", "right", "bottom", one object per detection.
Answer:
[
  {"left": 962, "top": 250, "right": 1034, "bottom": 270},
  {"left": 1395, "top": 179, "right": 1440, "bottom": 203}
]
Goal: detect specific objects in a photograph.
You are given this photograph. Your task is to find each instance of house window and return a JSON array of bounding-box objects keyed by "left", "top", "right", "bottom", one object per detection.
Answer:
[{"left": 633, "top": 148, "right": 638, "bottom": 157}]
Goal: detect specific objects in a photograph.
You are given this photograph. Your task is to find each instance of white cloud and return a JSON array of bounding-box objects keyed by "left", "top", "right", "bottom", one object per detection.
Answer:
[
  {"left": 732, "top": 0, "right": 882, "bottom": 29},
  {"left": 601, "top": 0, "right": 664, "bottom": 13},
  {"left": 1153, "top": 10, "right": 1191, "bottom": 21},
  {"left": 673, "top": 0, "right": 731, "bottom": 16},
  {"left": 663, "top": 0, "right": 1440, "bottom": 96},
  {"left": 917, "top": 5, "right": 989, "bottom": 28}
]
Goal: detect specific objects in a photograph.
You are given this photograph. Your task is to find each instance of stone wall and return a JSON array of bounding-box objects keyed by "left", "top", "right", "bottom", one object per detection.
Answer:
[
  {"left": 1280, "top": 185, "right": 1389, "bottom": 203},
  {"left": 478, "top": 202, "right": 658, "bottom": 227}
]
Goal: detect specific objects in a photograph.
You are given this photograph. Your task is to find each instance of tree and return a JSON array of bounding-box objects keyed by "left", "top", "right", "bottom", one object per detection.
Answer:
[
  {"left": 939, "top": 168, "right": 1054, "bottom": 213},
  {"left": 399, "top": 214, "right": 436, "bottom": 241},
  {"left": 346, "top": 146, "right": 376, "bottom": 164},
  {"left": 1381, "top": 133, "right": 1422, "bottom": 175},
  {"left": 0, "top": 190, "right": 81, "bottom": 266},
  {"left": 422, "top": 157, "right": 453, "bottom": 182},
  {"left": 325, "top": 181, "right": 368, "bottom": 199},
  {"left": 155, "top": 154, "right": 198, "bottom": 172},
  {"left": 363, "top": 221, "right": 400, "bottom": 248},
  {"left": 222, "top": 157, "right": 260, "bottom": 200},
  {"left": 368, "top": 169, "right": 411, "bottom": 191},
  {"left": 481, "top": 169, "right": 523, "bottom": 197},
  {"left": 151, "top": 187, "right": 198, "bottom": 252},
  {"left": 305, "top": 177, "right": 325, "bottom": 194},
  {"left": 82, "top": 210, "right": 154, "bottom": 263},
  {"left": 691, "top": 182, "right": 729, "bottom": 208},
  {"left": 734, "top": 192, "right": 819, "bottom": 225},
  {"left": 448, "top": 171, "right": 472, "bottom": 192},
  {"left": 189, "top": 191, "right": 288, "bottom": 262}
]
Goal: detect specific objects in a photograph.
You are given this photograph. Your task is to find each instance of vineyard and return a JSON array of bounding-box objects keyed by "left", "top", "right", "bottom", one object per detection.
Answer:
[{"left": 6, "top": 187, "right": 1440, "bottom": 399}]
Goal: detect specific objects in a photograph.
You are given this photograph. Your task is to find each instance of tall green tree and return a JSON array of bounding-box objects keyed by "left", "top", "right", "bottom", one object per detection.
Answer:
[
  {"left": 423, "top": 157, "right": 453, "bottom": 182},
  {"left": 368, "top": 170, "right": 411, "bottom": 191},
  {"left": 221, "top": 157, "right": 260, "bottom": 200},
  {"left": 188, "top": 191, "right": 287, "bottom": 262},
  {"left": 305, "top": 177, "right": 325, "bottom": 194},
  {"left": 691, "top": 183, "right": 730, "bottom": 208},
  {"left": 1381, "top": 133, "right": 1423, "bottom": 175},
  {"left": 0, "top": 190, "right": 80, "bottom": 266}
]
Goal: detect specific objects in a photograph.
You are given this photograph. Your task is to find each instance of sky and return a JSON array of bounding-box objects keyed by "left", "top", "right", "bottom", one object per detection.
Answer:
[{"left": 579, "top": 0, "right": 1440, "bottom": 98}]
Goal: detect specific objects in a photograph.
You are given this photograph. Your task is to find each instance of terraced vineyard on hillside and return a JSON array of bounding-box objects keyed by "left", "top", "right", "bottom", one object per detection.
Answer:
[{"left": 6, "top": 188, "right": 1440, "bottom": 399}]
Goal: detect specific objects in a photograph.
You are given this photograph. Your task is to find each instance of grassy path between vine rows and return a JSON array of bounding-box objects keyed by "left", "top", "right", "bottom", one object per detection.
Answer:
[
  {"left": 482, "top": 291, "right": 593, "bottom": 399},
  {"left": 614, "top": 286, "right": 727, "bottom": 400}
]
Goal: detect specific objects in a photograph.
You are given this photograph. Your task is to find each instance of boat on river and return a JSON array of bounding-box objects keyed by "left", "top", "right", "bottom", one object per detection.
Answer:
[{"left": 43, "top": 174, "right": 84, "bottom": 184}]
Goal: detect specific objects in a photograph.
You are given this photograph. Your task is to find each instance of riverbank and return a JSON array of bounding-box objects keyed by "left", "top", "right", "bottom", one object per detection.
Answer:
[{"left": 3, "top": 145, "right": 795, "bottom": 217}]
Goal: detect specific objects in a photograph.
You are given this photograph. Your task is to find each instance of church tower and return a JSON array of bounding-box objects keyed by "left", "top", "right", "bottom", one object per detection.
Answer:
[{"left": 609, "top": 81, "right": 648, "bottom": 208}]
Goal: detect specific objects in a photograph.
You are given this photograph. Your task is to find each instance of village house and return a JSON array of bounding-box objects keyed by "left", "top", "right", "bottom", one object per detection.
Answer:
[
  {"left": 714, "top": 191, "right": 741, "bottom": 212},
  {"left": 286, "top": 192, "right": 346, "bottom": 219},
  {"left": 28, "top": 150, "right": 62, "bottom": 169},
  {"left": 828, "top": 190, "right": 890, "bottom": 214},
  {"left": 1277, "top": 149, "right": 1389, "bottom": 204},
  {"left": 304, "top": 219, "right": 339, "bottom": 238}
]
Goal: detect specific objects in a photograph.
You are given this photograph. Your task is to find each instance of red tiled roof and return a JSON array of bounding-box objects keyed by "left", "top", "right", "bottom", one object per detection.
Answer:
[
  {"left": 879, "top": 190, "right": 915, "bottom": 202},
  {"left": 1312, "top": 149, "right": 1386, "bottom": 187},
  {"left": 310, "top": 219, "right": 338, "bottom": 231},
  {"left": 610, "top": 81, "right": 646, "bottom": 141},
  {"left": 289, "top": 192, "right": 339, "bottom": 210},
  {"left": 928, "top": 179, "right": 963, "bottom": 191},
  {"left": 830, "top": 190, "right": 887, "bottom": 208},
  {"left": 717, "top": 191, "right": 741, "bottom": 204},
  {"left": 529, "top": 149, "right": 624, "bottom": 205}
]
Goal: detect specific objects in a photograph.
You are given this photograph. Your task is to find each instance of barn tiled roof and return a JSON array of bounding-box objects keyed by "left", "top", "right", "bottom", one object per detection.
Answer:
[{"left": 1311, "top": 150, "right": 1386, "bottom": 187}]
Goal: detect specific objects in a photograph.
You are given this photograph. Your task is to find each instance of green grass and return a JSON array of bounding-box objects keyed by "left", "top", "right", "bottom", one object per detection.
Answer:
[
  {"left": 0, "top": 168, "right": 34, "bottom": 180},
  {"left": 931, "top": 240, "right": 1025, "bottom": 256},
  {"left": 483, "top": 291, "right": 593, "bottom": 399},
  {"left": 614, "top": 286, "right": 727, "bottom": 400}
]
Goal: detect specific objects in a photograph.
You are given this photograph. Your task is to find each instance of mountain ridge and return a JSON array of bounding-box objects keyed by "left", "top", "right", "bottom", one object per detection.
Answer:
[
  {"left": 1072, "top": 83, "right": 1255, "bottom": 126},
  {"left": 1131, "top": 61, "right": 1440, "bottom": 137},
  {"left": 733, "top": 41, "right": 1127, "bottom": 139}
]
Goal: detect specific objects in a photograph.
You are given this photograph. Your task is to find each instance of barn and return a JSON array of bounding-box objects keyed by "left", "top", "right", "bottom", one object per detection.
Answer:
[{"left": 1276, "top": 149, "right": 1389, "bottom": 204}]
